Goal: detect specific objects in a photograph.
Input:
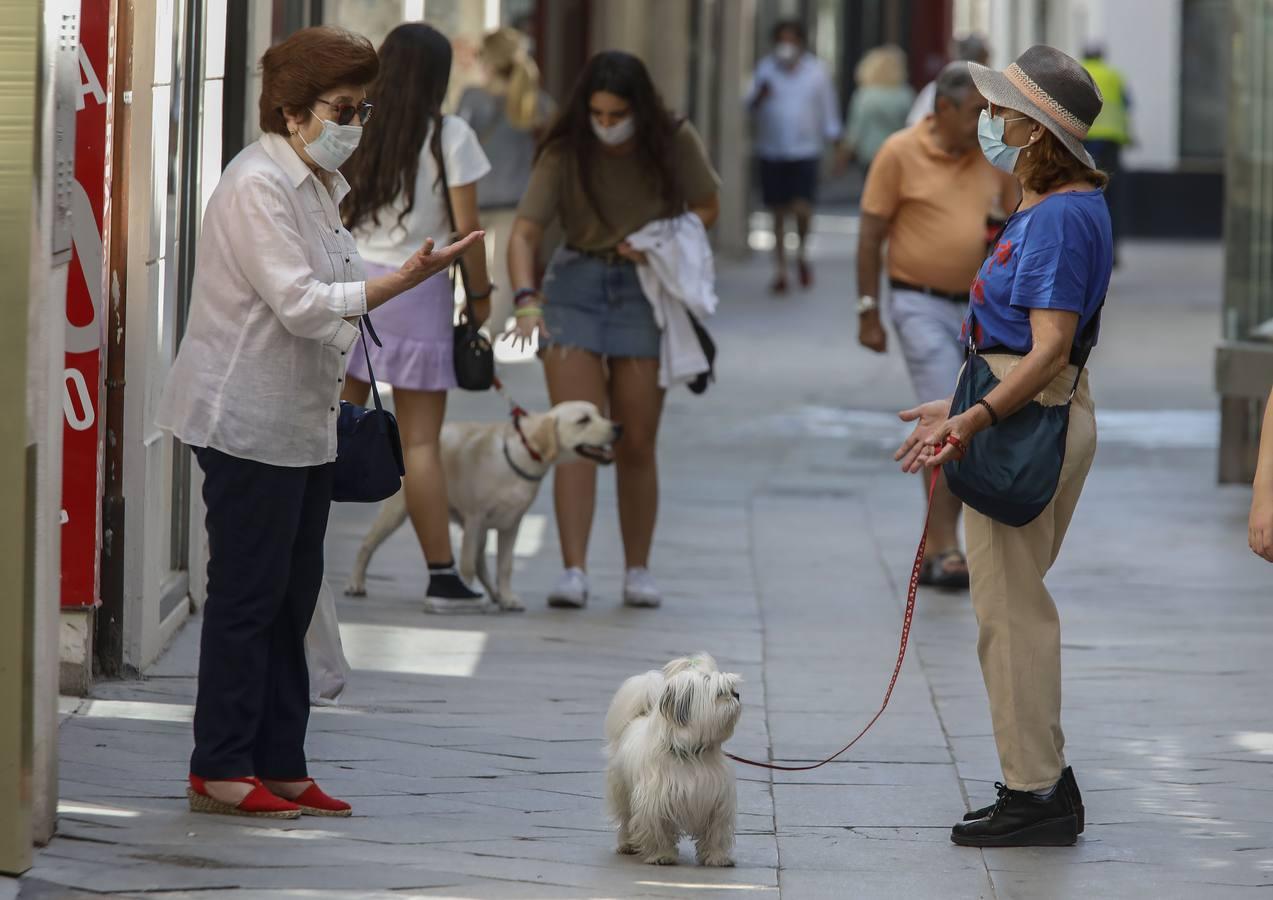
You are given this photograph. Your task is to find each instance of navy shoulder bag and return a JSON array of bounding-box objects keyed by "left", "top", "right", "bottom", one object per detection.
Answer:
[
  {"left": 943, "top": 302, "right": 1102, "bottom": 528},
  {"left": 333, "top": 316, "right": 405, "bottom": 503}
]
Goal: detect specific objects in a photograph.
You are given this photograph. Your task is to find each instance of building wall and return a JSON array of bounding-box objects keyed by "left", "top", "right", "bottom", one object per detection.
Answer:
[{"left": 29, "top": 0, "right": 78, "bottom": 846}]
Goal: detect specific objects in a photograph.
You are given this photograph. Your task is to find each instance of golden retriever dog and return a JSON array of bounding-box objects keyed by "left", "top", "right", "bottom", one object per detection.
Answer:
[{"left": 345, "top": 401, "right": 620, "bottom": 610}]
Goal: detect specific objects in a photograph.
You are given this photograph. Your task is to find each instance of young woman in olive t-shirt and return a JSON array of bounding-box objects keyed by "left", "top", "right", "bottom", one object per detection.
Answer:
[{"left": 506, "top": 51, "right": 721, "bottom": 610}]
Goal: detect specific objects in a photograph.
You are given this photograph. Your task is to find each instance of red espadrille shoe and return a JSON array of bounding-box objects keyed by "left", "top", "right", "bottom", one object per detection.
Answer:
[
  {"left": 265, "top": 779, "right": 352, "bottom": 817},
  {"left": 187, "top": 776, "right": 301, "bottom": 819}
]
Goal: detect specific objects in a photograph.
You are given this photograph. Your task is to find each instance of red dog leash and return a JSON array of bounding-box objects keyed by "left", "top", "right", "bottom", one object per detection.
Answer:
[{"left": 725, "top": 436, "right": 962, "bottom": 772}]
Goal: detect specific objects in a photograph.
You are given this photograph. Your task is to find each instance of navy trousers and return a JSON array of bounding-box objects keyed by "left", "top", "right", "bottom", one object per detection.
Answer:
[{"left": 190, "top": 447, "right": 333, "bottom": 780}]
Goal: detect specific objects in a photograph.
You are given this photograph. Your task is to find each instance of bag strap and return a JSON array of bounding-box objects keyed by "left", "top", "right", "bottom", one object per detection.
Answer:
[
  {"left": 435, "top": 119, "right": 475, "bottom": 327},
  {"left": 359, "top": 316, "right": 387, "bottom": 416}
]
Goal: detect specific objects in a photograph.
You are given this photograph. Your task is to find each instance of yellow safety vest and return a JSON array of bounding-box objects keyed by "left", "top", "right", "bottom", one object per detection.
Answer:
[{"left": 1082, "top": 58, "right": 1130, "bottom": 144}]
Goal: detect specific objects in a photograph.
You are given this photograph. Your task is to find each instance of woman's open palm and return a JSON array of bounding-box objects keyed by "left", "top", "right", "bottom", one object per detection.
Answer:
[{"left": 400, "top": 231, "right": 485, "bottom": 286}]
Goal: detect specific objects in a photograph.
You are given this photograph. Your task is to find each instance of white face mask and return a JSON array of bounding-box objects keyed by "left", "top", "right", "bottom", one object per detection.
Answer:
[
  {"left": 297, "top": 112, "right": 363, "bottom": 172},
  {"left": 774, "top": 42, "right": 800, "bottom": 64},
  {"left": 591, "top": 115, "right": 635, "bottom": 146}
]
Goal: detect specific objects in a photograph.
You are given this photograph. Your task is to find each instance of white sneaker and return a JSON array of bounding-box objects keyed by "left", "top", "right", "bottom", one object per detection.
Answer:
[
  {"left": 623, "top": 568, "right": 662, "bottom": 608},
  {"left": 547, "top": 567, "right": 589, "bottom": 609}
]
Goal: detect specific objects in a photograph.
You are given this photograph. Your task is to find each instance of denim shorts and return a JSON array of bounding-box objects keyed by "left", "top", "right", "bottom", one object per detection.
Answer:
[{"left": 540, "top": 247, "right": 660, "bottom": 359}]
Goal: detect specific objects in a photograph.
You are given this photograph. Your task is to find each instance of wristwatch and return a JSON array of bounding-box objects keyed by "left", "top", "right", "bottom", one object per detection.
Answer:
[{"left": 857, "top": 295, "right": 879, "bottom": 315}]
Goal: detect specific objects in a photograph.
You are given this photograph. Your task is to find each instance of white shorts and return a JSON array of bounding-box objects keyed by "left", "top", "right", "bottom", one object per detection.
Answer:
[{"left": 889, "top": 289, "right": 968, "bottom": 403}]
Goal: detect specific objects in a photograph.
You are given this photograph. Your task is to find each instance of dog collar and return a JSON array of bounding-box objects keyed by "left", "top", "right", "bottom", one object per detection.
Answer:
[
  {"left": 511, "top": 408, "right": 543, "bottom": 463},
  {"left": 669, "top": 744, "right": 707, "bottom": 760},
  {"left": 502, "top": 438, "right": 544, "bottom": 483}
]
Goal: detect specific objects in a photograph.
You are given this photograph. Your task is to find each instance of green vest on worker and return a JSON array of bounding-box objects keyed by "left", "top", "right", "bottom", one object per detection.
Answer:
[{"left": 1082, "top": 58, "right": 1130, "bottom": 144}]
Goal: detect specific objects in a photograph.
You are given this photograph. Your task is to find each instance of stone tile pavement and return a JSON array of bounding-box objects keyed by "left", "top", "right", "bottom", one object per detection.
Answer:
[{"left": 17, "top": 229, "right": 1273, "bottom": 899}]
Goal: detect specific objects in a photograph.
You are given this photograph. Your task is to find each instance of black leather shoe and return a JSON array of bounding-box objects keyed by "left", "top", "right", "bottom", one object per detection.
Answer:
[
  {"left": 964, "top": 766, "right": 1084, "bottom": 833},
  {"left": 951, "top": 782, "right": 1077, "bottom": 847}
]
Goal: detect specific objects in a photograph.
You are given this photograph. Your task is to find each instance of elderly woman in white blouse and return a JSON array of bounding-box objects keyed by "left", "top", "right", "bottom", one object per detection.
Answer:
[{"left": 156, "top": 26, "right": 481, "bottom": 820}]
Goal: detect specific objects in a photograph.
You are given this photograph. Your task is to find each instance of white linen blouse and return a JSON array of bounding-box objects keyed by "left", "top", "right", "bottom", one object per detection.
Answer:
[{"left": 156, "top": 132, "right": 369, "bottom": 467}]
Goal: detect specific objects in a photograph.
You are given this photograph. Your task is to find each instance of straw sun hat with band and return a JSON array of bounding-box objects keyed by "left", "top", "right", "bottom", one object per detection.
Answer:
[{"left": 967, "top": 44, "right": 1103, "bottom": 170}]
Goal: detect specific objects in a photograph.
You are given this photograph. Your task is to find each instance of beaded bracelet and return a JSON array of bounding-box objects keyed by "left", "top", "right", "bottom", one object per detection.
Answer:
[
  {"left": 513, "top": 306, "right": 542, "bottom": 318},
  {"left": 513, "top": 287, "right": 540, "bottom": 307}
]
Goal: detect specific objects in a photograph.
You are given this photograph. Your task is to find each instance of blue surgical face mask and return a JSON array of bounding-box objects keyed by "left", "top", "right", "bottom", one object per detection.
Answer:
[{"left": 977, "top": 109, "right": 1029, "bottom": 174}]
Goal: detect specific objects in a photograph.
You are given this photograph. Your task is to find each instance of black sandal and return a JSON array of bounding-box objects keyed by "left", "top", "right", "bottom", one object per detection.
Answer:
[{"left": 919, "top": 550, "right": 970, "bottom": 590}]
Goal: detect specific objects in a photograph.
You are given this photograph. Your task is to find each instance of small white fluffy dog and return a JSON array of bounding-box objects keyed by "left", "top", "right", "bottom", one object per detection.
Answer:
[
  {"left": 345, "top": 401, "right": 620, "bottom": 609},
  {"left": 605, "top": 653, "right": 742, "bottom": 866}
]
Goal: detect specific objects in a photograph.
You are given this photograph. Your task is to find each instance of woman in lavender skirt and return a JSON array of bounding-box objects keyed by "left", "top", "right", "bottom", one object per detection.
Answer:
[{"left": 341, "top": 23, "right": 493, "bottom": 613}]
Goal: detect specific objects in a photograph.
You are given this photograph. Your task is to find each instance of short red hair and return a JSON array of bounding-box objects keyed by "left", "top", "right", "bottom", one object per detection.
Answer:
[{"left": 259, "top": 26, "right": 379, "bottom": 137}]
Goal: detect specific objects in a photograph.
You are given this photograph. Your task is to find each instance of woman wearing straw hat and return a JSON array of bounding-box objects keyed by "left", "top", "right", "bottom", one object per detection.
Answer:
[{"left": 894, "top": 45, "right": 1112, "bottom": 847}]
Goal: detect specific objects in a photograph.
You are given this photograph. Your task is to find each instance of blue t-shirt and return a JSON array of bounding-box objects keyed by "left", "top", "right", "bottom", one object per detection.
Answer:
[{"left": 963, "top": 190, "right": 1113, "bottom": 353}]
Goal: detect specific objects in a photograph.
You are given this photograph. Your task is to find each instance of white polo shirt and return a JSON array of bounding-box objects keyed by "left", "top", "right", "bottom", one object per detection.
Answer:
[{"left": 156, "top": 132, "right": 368, "bottom": 467}]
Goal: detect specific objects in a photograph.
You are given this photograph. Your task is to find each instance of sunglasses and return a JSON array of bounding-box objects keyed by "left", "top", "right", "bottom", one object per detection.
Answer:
[{"left": 313, "top": 97, "right": 374, "bottom": 126}]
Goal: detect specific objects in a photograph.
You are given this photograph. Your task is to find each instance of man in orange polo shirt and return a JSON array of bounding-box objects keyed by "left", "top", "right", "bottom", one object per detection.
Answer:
[{"left": 856, "top": 61, "right": 1017, "bottom": 588}]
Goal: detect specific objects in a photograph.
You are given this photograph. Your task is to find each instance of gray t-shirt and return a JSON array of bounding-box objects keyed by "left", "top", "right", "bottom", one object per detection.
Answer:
[{"left": 456, "top": 86, "right": 555, "bottom": 210}]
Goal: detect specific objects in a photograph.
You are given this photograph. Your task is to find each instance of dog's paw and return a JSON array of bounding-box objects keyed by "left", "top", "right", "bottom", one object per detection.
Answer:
[
  {"left": 645, "top": 853, "right": 679, "bottom": 866},
  {"left": 497, "top": 592, "right": 526, "bottom": 612},
  {"left": 698, "top": 853, "right": 735, "bottom": 868},
  {"left": 344, "top": 581, "right": 366, "bottom": 597},
  {"left": 616, "top": 842, "right": 640, "bottom": 856}
]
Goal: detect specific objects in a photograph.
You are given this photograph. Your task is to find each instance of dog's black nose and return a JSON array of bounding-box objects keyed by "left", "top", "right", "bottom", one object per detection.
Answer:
[{"left": 612, "top": 423, "right": 624, "bottom": 441}]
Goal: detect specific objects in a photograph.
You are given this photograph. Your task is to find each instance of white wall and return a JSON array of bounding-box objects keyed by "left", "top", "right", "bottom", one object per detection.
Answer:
[
  {"left": 1093, "top": 0, "right": 1181, "bottom": 170},
  {"left": 985, "top": 0, "right": 1181, "bottom": 171}
]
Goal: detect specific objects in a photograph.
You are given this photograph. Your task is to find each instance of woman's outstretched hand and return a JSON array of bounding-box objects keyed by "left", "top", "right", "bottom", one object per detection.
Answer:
[
  {"left": 399, "top": 231, "right": 485, "bottom": 287},
  {"left": 895, "top": 398, "right": 954, "bottom": 473}
]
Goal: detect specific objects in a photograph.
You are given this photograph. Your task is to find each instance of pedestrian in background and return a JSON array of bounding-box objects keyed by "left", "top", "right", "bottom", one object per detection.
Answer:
[
  {"left": 156, "top": 26, "right": 481, "bottom": 818},
  {"left": 857, "top": 62, "right": 1018, "bottom": 588},
  {"left": 896, "top": 45, "right": 1111, "bottom": 848},
  {"left": 1081, "top": 43, "right": 1133, "bottom": 262},
  {"left": 457, "top": 27, "right": 556, "bottom": 337},
  {"left": 839, "top": 45, "right": 914, "bottom": 172},
  {"left": 907, "top": 34, "right": 991, "bottom": 126},
  {"left": 746, "top": 19, "right": 841, "bottom": 294},
  {"left": 1250, "top": 387, "right": 1273, "bottom": 562},
  {"left": 506, "top": 51, "right": 721, "bottom": 610},
  {"left": 342, "top": 23, "right": 494, "bottom": 614}
]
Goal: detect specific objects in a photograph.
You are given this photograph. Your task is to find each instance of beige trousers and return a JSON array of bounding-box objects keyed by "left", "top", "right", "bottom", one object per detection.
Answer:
[{"left": 964, "top": 353, "right": 1097, "bottom": 792}]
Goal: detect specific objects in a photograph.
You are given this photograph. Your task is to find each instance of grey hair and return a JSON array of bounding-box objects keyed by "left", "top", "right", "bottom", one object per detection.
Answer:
[
  {"left": 935, "top": 61, "right": 976, "bottom": 107},
  {"left": 955, "top": 34, "right": 990, "bottom": 64}
]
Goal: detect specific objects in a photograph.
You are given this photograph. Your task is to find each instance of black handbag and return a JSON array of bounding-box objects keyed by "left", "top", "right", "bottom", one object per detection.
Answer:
[
  {"left": 943, "top": 304, "right": 1102, "bottom": 527},
  {"left": 333, "top": 316, "right": 405, "bottom": 503},
  {"left": 439, "top": 146, "right": 495, "bottom": 392}
]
